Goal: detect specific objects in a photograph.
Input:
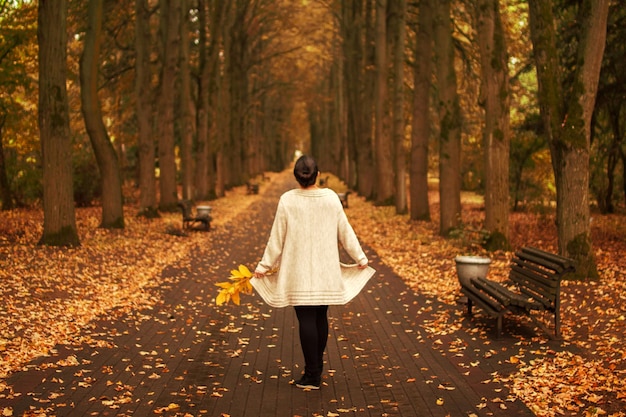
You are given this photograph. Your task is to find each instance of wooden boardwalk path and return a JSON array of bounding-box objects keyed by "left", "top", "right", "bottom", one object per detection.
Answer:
[{"left": 1, "top": 172, "right": 538, "bottom": 416}]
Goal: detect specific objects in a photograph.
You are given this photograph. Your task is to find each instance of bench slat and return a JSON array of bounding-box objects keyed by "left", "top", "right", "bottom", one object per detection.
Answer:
[
  {"left": 471, "top": 277, "right": 512, "bottom": 306},
  {"left": 519, "top": 247, "right": 576, "bottom": 273},
  {"left": 461, "top": 286, "right": 506, "bottom": 315},
  {"left": 474, "top": 277, "right": 544, "bottom": 310},
  {"left": 510, "top": 266, "right": 558, "bottom": 295}
]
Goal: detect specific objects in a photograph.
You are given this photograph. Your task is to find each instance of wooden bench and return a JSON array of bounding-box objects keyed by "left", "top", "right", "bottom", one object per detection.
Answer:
[
  {"left": 460, "top": 247, "right": 576, "bottom": 338},
  {"left": 337, "top": 191, "right": 351, "bottom": 208},
  {"left": 246, "top": 182, "right": 259, "bottom": 195},
  {"left": 178, "top": 200, "right": 211, "bottom": 231}
]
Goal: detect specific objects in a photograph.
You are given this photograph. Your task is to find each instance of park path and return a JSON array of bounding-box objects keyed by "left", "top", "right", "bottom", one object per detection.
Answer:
[{"left": 1, "top": 170, "right": 537, "bottom": 416}]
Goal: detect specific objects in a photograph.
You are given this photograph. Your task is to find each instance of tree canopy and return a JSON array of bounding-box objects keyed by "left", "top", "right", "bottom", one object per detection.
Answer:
[{"left": 0, "top": 0, "right": 623, "bottom": 273}]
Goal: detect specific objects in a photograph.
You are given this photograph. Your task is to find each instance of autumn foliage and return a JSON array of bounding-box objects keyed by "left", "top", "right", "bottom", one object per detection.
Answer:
[
  {"left": 1, "top": 171, "right": 626, "bottom": 415},
  {"left": 215, "top": 264, "right": 254, "bottom": 306}
]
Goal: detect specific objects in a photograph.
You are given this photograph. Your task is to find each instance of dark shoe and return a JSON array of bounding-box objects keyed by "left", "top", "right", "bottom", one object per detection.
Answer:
[{"left": 294, "top": 375, "right": 320, "bottom": 390}]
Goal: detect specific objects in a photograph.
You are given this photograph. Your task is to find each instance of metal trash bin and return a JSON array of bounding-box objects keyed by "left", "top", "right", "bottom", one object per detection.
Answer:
[{"left": 197, "top": 206, "right": 212, "bottom": 218}]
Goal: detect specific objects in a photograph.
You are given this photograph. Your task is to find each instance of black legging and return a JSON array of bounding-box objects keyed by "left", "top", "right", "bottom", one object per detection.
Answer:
[{"left": 294, "top": 305, "right": 329, "bottom": 378}]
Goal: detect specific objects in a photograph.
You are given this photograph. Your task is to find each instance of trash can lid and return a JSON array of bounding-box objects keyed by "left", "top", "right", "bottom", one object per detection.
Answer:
[{"left": 454, "top": 256, "right": 491, "bottom": 264}]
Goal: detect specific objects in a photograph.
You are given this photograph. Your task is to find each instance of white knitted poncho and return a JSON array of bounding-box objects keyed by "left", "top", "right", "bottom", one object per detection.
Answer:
[{"left": 251, "top": 187, "right": 375, "bottom": 308}]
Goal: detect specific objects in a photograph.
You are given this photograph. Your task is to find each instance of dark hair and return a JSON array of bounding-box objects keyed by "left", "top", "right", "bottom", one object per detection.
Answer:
[{"left": 293, "top": 155, "right": 319, "bottom": 187}]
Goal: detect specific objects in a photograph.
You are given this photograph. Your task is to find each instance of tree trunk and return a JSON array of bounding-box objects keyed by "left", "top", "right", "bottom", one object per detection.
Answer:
[
  {"left": 528, "top": 0, "right": 608, "bottom": 279},
  {"left": 603, "top": 108, "right": 624, "bottom": 213},
  {"left": 621, "top": 148, "right": 626, "bottom": 209},
  {"left": 157, "top": 0, "right": 180, "bottom": 211},
  {"left": 392, "top": 0, "right": 407, "bottom": 214},
  {"left": 135, "top": 0, "right": 158, "bottom": 217},
  {"left": 433, "top": 0, "right": 462, "bottom": 236},
  {"left": 80, "top": 0, "right": 124, "bottom": 229},
  {"left": 195, "top": 0, "right": 223, "bottom": 200},
  {"left": 374, "top": 0, "right": 393, "bottom": 205},
  {"left": 0, "top": 115, "right": 14, "bottom": 210},
  {"left": 341, "top": 0, "right": 374, "bottom": 198},
  {"left": 194, "top": 0, "right": 210, "bottom": 200},
  {"left": 226, "top": 3, "right": 248, "bottom": 187},
  {"left": 179, "top": 0, "right": 194, "bottom": 201},
  {"left": 474, "top": 0, "right": 510, "bottom": 249},
  {"left": 214, "top": 1, "right": 234, "bottom": 197},
  {"left": 37, "top": 0, "right": 80, "bottom": 246},
  {"left": 409, "top": 0, "right": 432, "bottom": 221}
]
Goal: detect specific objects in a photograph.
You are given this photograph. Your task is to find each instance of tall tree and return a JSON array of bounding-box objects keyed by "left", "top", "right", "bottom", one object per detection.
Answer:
[
  {"left": 215, "top": 0, "right": 235, "bottom": 197},
  {"left": 0, "top": 113, "right": 12, "bottom": 209},
  {"left": 374, "top": 0, "right": 394, "bottom": 204},
  {"left": 80, "top": 0, "right": 124, "bottom": 229},
  {"left": 433, "top": 0, "right": 461, "bottom": 236},
  {"left": 157, "top": 0, "right": 181, "bottom": 211},
  {"left": 391, "top": 0, "right": 407, "bottom": 214},
  {"left": 474, "top": 0, "right": 510, "bottom": 249},
  {"left": 409, "top": 0, "right": 433, "bottom": 221},
  {"left": 195, "top": 0, "right": 224, "bottom": 201},
  {"left": 340, "top": 0, "right": 375, "bottom": 198},
  {"left": 134, "top": 0, "right": 158, "bottom": 217},
  {"left": 179, "top": 0, "right": 194, "bottom": 201},
  {"left": 527, "top": 0, "right": 609, "bottom": 279},
  {"left": 37, "top": 0, "right": 80, "bottom": 246}
]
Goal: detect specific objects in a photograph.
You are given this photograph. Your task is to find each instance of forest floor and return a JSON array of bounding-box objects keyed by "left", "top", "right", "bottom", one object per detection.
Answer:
[{"left": 1, "top": 170, "right": 625, "bottom": 416}]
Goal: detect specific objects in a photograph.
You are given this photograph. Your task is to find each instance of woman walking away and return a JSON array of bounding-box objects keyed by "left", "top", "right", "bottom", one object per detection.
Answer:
[{"left": 251, "top": 155, "right": 375, "bottom": 390}]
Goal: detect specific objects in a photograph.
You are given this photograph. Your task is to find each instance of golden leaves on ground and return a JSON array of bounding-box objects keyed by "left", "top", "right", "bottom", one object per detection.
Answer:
[
  {"left": 344, "top": 186, "right": 626, "bottom": 416},
  {"left": 0, "top": 178, "right": 272, "bottom": 380},
  {"left": 215, "top": 265, "right": 254, "bottom": 306}
]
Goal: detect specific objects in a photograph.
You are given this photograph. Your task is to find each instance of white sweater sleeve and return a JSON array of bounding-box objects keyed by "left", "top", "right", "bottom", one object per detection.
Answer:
[
  {"left": 337, "top": 209, "right": 368, "bottom": 266},
  {"left": 255, "top": 200, "right": 286, "bottom": 273}
]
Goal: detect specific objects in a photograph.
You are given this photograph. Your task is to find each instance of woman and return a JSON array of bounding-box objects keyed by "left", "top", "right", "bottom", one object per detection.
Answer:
[{"left": 252, "top": 155, "right": 375, "bottom": 390}]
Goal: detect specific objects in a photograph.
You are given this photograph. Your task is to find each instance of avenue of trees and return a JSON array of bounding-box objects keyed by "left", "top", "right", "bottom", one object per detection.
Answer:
[{"left": 0, "top": 0, "right": 624, "bottom": 280}]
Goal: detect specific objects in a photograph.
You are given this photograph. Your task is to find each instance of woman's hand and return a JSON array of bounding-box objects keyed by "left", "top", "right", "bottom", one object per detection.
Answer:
[
  {"left": 357, "top": 262, "right": 368, "bottom": 270},
  {"left": 253, "top": 271, "right": 265, "bottom": 278}
]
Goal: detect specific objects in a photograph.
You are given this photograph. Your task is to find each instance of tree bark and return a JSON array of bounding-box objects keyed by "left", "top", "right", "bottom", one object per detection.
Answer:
[
  {"left": 0, "top": 114, "right": 14, "bottom": 210},
  {"left": 195, "top": 0, "right": 224, "bottom": 200},
  {"left": 474, "top": 0, "right": 510, "bottom": 249},
  {"left": 433, "top": 0, "right": 462, "bottom": 236},
  {"left": 37, "top": 0, "right": 80, "bottom": 246},
  {"left": 157, "top": 0, "right": 181, "bottom": 211},
  {"left": 80, "top": 0, "right": 124, "bottom": 229},
  {"left": 409, "top": 0, "right": 432, "bottom": 221},
  {"left": 194, "top": 0, "right": 210, "bottom": 200},
  {"left": 528, "top": 0, "right": 608, "bottom": 279},
  {"left": 226, "top": 2, "right": 249, "bottom": 187},
  {"left": 135, "top": 0, "right": 158, "bottom": 217},
  {"left": 179, "top": 0, "right": 194, "bottom": 201},
  {"left": 392, "top": 0, "right": 407, "bottom": 214},
  {"left": 341, "top": 0, "right": 375, "bottom": 198},
  {"left": 374, "top": 0, "right": 394, "bottom": 205},
  {"left": 214, "top": 1, "right": 234, "bottom": 197}
]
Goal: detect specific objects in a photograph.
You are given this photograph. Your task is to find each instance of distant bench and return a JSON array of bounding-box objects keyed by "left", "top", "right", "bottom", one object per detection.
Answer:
[
  {"left": 178, "top": 200, "right": 212, "bottom": 231},
  {"left": 460, "top": 247, "right": 576, "bottom": 338},
  {"left": 337, "top": 191, "right": 351, "bottom": 208},
  {"left": 246, "top": 182, "right": 259, "bottom": 195}
]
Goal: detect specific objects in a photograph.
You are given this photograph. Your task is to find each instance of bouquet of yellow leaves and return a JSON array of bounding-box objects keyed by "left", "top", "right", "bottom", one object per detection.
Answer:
[{"left": 215, "top": 264, "right": 254, "bottom": 306}]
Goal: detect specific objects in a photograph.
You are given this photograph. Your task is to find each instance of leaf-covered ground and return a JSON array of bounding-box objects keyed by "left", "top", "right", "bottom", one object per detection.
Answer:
[
  {"left": 0, "top": 174, "right": 275, "bottom": 381},
  {"left": 343, "top": 182, "right": 626, "bottom": 417},
  {"left": 1, "top": 171, "right": 625, "bottom": 416}
]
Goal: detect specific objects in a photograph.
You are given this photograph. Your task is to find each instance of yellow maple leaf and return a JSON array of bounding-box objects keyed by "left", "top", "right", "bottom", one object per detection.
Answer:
[
  {"left": 216, "top": 291, "right": 229, "bottom": 306},
  {"left": 230, "top": 264, "right": 252, "bottom": 279},
  {"left": 216, "top": 264, "right": 254, "bottom": 305},
  {"left": 231, "top": 291, "right": 241, "bottom": 305}
]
